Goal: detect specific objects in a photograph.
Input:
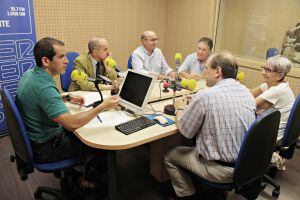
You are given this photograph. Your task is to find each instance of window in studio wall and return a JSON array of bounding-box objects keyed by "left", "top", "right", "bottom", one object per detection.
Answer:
[{"left": 215, "top": 0, "right": 300, "bottom": 66}]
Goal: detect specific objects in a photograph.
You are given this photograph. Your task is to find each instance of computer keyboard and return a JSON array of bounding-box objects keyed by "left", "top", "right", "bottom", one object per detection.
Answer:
[{"left": 115, "top": 116, "right": 156, "bottom": 135}]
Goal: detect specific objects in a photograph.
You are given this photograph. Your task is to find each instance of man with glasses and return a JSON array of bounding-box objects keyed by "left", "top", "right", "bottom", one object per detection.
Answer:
[
  {"left": 251, "top": 55, "right": 295, "bottom": 142},
  {"left": 131, "top": 30, "right": 176, "bottom": 80},
  {"left": 69, "top": 37, "right": 119, "bottom": 92}
]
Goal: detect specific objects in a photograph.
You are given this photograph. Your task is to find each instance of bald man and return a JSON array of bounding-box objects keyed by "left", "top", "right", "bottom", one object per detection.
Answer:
[
  {"left": 69, "top": 37, "right": 119, "bottom": 92},
  {"left": 131, "top": 30, "right": 175, "bottom": 80}
]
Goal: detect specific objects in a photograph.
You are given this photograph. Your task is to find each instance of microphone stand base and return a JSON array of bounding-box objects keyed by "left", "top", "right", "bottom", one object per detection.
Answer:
[
  {"left": 162, "top": 88, "right": 169, "bottom": 93},
  {"left": 164, "top": 104, "right": 175, "bottom": 116}
]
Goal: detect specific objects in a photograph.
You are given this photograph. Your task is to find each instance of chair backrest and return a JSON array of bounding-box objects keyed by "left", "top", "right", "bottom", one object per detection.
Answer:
[
  {"left": 233, "top": 108, "right": 280, "bottom": 186},
  {"left": 60, "top": 51, "right": 79, "bottom": 92},
  {"left": 280, "top": 94, "right": 300, "bottom": 152},
  {"left": 127, "top": 54, "right": 133, "bottom": 69},
  {"left": 266, "top": 48, "right": 279, "bottom": 59},
  {"left": 1, "top": 89, "right": 33, "bottom": 162}
]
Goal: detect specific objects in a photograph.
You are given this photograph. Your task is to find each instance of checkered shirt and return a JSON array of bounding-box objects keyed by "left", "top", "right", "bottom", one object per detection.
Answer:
[{"left": 178, "top": 78, "right": 256, "bottom": 162}]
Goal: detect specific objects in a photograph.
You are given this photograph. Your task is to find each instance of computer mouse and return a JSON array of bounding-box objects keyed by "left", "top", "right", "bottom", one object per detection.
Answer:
[{"left": 154, "top": 115, "right": 168, "bottom": 125}]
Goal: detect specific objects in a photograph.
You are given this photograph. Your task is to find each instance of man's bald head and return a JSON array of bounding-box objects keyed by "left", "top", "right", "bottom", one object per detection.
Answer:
[
  {"left": 88, "top": 37, "right": 107, "bottom": 54},
  {"left": 207, "top": 51, "right": 238, "bottom": 79},
  {"left": 140, "top": 31, "right": 159, "bottom": 53},
  {"left": 88, "top": 37, "right": 110, "bottom": 61},
  {"left": 141, "top": 31, "right": 157, "bottom": 40}
]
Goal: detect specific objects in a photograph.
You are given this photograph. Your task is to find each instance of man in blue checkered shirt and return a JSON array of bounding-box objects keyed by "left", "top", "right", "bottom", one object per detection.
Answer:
[{"left": 164, "top": 51, "right": 256, "bottom": 200}]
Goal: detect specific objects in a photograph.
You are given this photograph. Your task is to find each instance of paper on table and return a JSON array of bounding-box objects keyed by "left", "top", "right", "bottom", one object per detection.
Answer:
[
  {"left": 84, "top": 116, "right": 102, "bottom": 128},
  {"left": 98, "top": 110, "right": 131, "bottom": 125},
  {"left": 83, "top": 110, "right": 131, "bottom": 128},
  {"left": 83, "top": 92, "right": 109, "bottom": 107}
]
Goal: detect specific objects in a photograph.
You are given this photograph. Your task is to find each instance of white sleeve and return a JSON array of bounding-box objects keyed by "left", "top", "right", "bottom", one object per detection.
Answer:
[
  {"left": 131, "top": 52, "right": 150, "bottom": 74},
  {"left": 259, "top": 84, "right": 284, "bottom": 105},
  {"left": 260, "top": 83, "right": 269, "bottom": 92},
  {"left": 178, "top": 55, "right": 190, "bottom": 73}
]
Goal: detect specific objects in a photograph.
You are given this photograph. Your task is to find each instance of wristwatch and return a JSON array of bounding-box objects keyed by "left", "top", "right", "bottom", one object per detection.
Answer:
[
  {"left": 65, "top": 94, "right": 71, "bottom": 101},
  {"left": 175, "top": 108, "right": 184, "bottom": 115}
]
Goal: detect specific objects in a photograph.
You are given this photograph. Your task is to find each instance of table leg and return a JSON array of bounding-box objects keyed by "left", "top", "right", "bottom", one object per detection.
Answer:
[{"left": 107, "top": 150, "right": 117, "bottom": 200}]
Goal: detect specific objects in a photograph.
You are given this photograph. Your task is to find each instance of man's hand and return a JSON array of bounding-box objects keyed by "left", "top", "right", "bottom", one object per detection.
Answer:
[
  {"left": 174, "top": 96, "right": 188, "bottom": 110},
  {"left": 112, "top": 79, "right": 120, "bottom": 94},
  {"left": 69, "top": 94, "right": 85, "bottom": 107},
  {"left": 97, "top": 95, "right": 120, "bottom": 110},
  {"left": 168, "top": 71, "right": 177, "bottom": 78}
]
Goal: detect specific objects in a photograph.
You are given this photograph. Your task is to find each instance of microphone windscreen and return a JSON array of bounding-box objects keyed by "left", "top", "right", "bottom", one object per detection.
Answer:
[
  {"left": 237, "top": 71, "right": 245, "bottom": 81},
  {"left": 186, "top": 79, "right": 197, "bottom": 91},
  {"left": 71, "top": 69, "right": 87, "bottom": 81},
  {"left": 163, "top": 82, "right": 170, "bottom": 88},
  {"left": 175, "top": 53, "right": 182, "bottom": 62},
  {"left": 181, "top": 78, "right": 188, "bottom": 87},
  {"left": 106, "top": 57, "right": 116, "bottom": 68}
]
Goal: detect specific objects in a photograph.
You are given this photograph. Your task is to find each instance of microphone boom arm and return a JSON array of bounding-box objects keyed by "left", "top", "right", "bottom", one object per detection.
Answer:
[{"left": 93, "top": 79, "right": 104, "bottom": 107}]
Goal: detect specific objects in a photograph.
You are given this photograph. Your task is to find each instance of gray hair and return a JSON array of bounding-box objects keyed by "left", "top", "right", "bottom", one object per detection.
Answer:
[
  {"left": 88, "top": 37, "right": 105, "bottom": 54},
  {"left": 267, "top": 55, "right": 292, "bottom": 75}
]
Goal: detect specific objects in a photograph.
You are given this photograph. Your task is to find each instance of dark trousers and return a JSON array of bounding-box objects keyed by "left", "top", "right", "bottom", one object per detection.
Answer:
[{"left": 32, "top": 130, "right": 107, "bottom": 184}]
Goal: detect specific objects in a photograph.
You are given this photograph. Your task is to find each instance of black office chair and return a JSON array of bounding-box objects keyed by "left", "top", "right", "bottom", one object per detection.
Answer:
[
  {"left": 190, "top": 108, "right": 281, "bottom": 200},
  {"left": 262, "top": 94, "right": 300, "bottom": 197},
  {"left": 1, "top": 88, "right": 83, "bottom": 199}
]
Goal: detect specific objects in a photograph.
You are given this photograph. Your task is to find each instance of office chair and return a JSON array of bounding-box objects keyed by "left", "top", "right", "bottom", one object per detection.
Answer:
[
  {"left": 60, "top": 51, "right": 80, "bottom": 92},
  {"left": 190, "top": 108, "right": 280, "bottom": 200},
  {"left": 262, "top": 94, "right": 300, "bottom": 197},
  {"left": 127, "top": 54, "right": 133, "bottom": 69},
  {"left": 266, "top": 48, "right": 279, "bottom": 59},
  {"left": 1, "top": 88, "right": 82, "bottom": 199}
]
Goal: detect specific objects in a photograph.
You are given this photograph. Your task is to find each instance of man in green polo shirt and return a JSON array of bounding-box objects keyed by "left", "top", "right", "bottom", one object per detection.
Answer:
[{"left": 16, "top": 37, "right": 119, "bottom": 191}]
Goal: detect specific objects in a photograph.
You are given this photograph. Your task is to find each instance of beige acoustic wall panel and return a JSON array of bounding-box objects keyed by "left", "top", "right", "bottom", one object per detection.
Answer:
[
  {"left": 165, "top": 0, "right": 217, "bottom": 67},
  {"left": 33, "top": 0, "right": 167, "bottom": 70}
]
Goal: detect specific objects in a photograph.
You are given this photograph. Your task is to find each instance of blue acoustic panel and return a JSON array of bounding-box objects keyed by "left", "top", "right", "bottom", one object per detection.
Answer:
[{"left": 0, "top": 0, "right": 36, "bottom": 134}]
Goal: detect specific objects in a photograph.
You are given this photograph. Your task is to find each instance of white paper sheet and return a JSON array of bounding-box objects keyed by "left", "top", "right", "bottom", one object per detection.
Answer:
[
  {"left": 84, "top": 110, "right": 131, "bottom": 128},
  {"left": 98, "top": 110, "right": 131, "bottom": 125},
  {"left": 83, "top": 92, "right": 109, "bottom": 107}
]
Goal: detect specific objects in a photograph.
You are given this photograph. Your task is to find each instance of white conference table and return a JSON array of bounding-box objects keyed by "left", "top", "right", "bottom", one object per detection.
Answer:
[{"left": 67, "top": 80, "right": 206, "bottom": 200}]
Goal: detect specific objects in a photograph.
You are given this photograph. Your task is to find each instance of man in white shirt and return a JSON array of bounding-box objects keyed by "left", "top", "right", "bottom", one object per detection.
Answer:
[
  {"left": 131, "top": 30, "right": 175, "bottom": 80},
  {"left": 179, "top": 37, "right": 213, "bottom": 80}
]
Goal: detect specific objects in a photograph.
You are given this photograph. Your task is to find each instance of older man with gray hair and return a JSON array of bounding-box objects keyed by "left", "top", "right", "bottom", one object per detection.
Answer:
[
  {"left": 164, "top": 51, "right": 256, "bottom": 199},
  {"left": 131, "top": 30, "right": 176, "bottom": 80}
]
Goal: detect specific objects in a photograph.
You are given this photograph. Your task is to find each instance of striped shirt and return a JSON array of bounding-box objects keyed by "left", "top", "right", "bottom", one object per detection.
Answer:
[{"left": 178, "top": 78, "right": 256, "bottom": 162}]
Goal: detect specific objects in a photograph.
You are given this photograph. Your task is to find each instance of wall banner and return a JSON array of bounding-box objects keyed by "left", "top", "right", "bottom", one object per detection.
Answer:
[{"left": 0, "top": 0, "right": 36, "bottom": 134}]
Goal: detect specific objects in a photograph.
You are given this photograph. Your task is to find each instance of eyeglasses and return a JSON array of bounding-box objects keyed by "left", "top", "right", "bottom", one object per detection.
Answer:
[{"left": 260, "top": 66, "right": 283, "bottom": 74}]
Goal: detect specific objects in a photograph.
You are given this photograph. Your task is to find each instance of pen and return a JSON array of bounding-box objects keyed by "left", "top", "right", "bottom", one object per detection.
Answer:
[{"left": 97, "top": 115, "right": 102, "bottom": 123}]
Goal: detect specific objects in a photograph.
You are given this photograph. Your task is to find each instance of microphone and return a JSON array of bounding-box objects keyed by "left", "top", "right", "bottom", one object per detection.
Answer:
[
  {"left": 175, "top": 53, "right": 183, "bottom": 67},
  {"left": 71, "top": 69, "right": 103, "bottom": 107},
  {"left": 174, "top": 53, "right": 183, "bottom": 91},
  {"left": 237, "top": 71, "right": 245, "bottom": 81},
  {"left": 106, "top": 57, "right": 124, "bottom": 77},
  {"left": 97, "top": 74, "right": 114, "bottom": 84},
  {"left": 181, "top": 78, "right": 197, "bottom": 91},
  {"left": 163, "top": 78, "right": 197, "bottom": 115},
  {"left": 162, "top": 78, "right": 197, "bottom": 92},
  {"left": 162, "top": 81, "right": 170, "bottom": 93},
  {"left": 71, "top": 69, "right": 88, "bottom": 82}
]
